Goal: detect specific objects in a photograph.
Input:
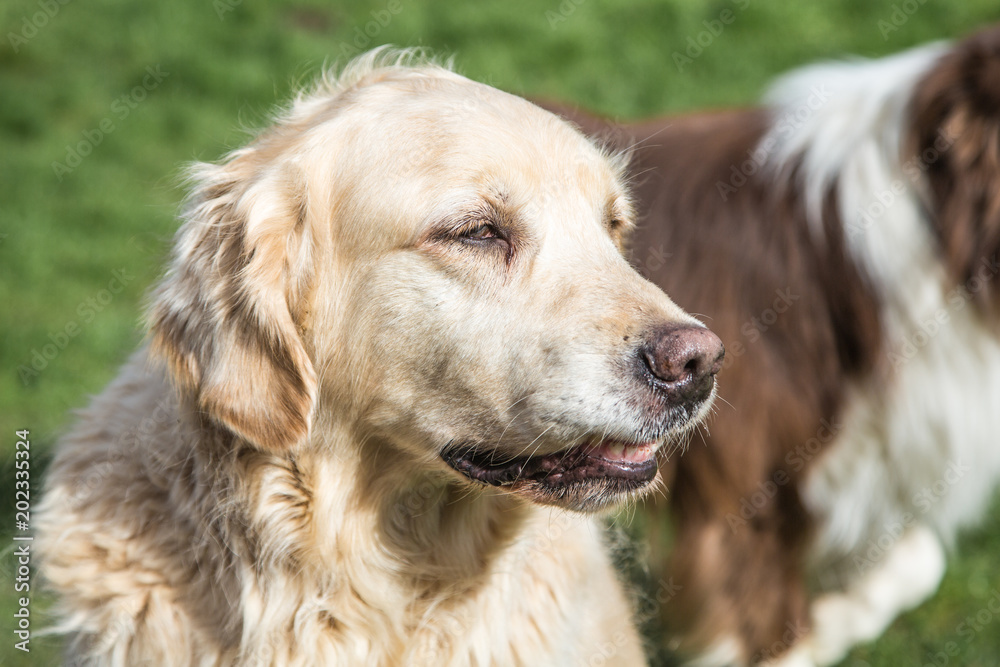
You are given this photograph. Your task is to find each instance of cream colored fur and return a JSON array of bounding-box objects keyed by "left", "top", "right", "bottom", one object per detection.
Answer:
[{"left": 37, "top": 49, "right": 704, "bottom": 665}]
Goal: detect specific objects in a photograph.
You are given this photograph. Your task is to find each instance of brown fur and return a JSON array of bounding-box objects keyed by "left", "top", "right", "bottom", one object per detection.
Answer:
[
  {"left": 912, "top": 26, "right": 1000, "bottom": 318},
  {"left": 629, "top": 110, "right": 882, "bottom": 660}
]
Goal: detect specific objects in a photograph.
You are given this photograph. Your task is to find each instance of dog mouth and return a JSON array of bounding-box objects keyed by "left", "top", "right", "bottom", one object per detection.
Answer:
[{"left": 441, "top": 438, "right": 660, "bottom": 510}]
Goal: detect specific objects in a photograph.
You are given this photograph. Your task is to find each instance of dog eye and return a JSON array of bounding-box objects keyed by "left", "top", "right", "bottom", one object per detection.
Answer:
[{"left": 460, "top": 224, "right": 500, "bottom": 242}]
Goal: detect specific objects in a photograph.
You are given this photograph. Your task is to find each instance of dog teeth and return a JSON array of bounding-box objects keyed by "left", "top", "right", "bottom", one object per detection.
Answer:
[{"left": 607, "top": 443, "right": 626, "bottom": 459}]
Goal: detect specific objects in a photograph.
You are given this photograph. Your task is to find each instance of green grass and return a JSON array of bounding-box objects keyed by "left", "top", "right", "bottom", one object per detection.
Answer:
[{"left": 2, "top": 0, "right": 999, "bottom": 664}]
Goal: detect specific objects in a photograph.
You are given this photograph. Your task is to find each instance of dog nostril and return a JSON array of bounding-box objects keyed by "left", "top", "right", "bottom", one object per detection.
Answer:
[
  {"left": 708, "top": 343, "right": 725, "bottom": 376},
  {"left": 642, "top": 325, "right": 725, "bottom": 399}
]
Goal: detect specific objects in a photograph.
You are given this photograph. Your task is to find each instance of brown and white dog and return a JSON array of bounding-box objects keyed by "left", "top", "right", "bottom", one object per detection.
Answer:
[
  {"left": 35, "top": 50, "right": 726, "bottom": 666},
  {"left": 545, "top": 24, "right": 1000, "bottom": 667}
]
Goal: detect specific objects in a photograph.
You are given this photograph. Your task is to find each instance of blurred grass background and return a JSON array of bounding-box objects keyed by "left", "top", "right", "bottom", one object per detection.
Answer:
[{"left": 2, "top": 0, "right": 1000, "bottom": 664}]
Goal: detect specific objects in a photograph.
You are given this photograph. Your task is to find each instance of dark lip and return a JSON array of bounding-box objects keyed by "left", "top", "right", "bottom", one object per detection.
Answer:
[{"left": 441, "top": 441, "right": 658, "bottom": 489}]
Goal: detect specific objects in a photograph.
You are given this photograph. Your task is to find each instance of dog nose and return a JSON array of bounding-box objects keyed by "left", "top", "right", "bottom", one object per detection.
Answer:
[{"left": 641, "top": 325, "right": 725, "bottom": 402}]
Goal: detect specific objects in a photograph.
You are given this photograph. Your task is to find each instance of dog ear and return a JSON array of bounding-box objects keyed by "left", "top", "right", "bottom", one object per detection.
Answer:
[
  {"left": 911, "top": 27, "right": 1000, "bottom": 317},
  {"left": 149, "top": 157, "right": 317, "bottom": 451}
]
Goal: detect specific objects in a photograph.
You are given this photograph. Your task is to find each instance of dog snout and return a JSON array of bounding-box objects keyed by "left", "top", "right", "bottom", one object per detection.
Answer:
[{"left": 641, "top": 325, "right": 725, "bottom": 403}]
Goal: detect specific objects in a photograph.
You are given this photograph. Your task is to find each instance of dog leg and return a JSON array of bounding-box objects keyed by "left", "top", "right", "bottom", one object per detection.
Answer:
[
  {"left": 684, "top": 636, "right": 744, "bottom": 667},
  {"left": 664, "top": 514, "right": 811, "bottom": 667},
  {"left": 767, "top": 524, "right": 946, "bottom": 667}
]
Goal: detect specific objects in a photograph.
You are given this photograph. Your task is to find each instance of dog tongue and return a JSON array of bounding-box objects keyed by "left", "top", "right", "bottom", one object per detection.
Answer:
[{"left": 591, "top": 440, "right": 657, "bottom": 464}]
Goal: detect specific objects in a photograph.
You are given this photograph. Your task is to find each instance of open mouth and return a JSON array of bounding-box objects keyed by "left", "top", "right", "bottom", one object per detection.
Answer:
[{"left": 441, "top": 438, "right": 660, "bottom": 510}]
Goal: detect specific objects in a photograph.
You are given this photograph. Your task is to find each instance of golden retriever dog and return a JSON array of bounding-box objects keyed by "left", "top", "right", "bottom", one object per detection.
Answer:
[{"left": 36, "top": 49, "right": 724, "bottom": 666}]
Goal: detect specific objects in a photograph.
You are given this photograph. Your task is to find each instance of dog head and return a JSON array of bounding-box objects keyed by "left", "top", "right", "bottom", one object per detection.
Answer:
[{"left": 149, "top": 49, "right": 723, "bottom": 512}]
